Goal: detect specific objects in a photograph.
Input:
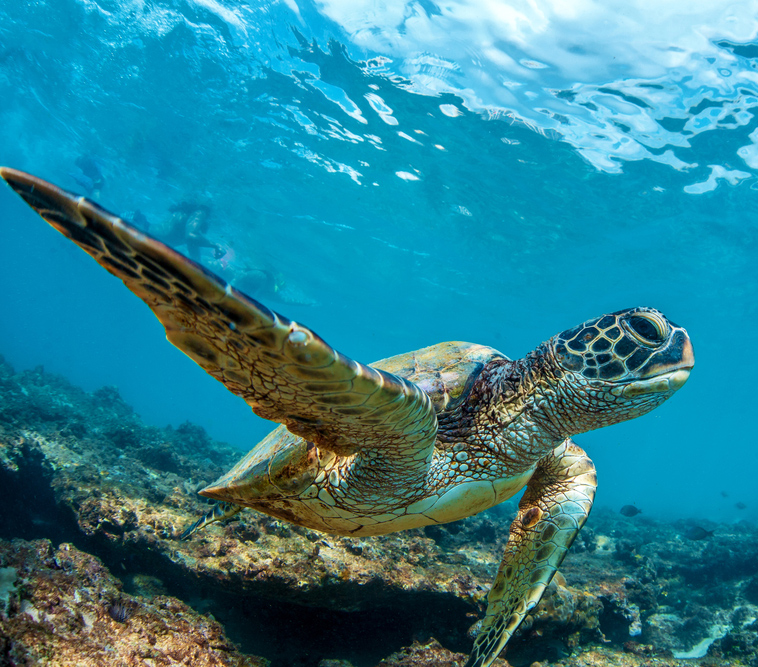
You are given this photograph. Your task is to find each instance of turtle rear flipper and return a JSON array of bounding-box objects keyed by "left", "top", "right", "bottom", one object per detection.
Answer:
[
  {"left": 0, "top": 168, "right": 437, "bottom": 476},
  {"left": 466, "top": 440, "right": 597, "bottom": 667}
]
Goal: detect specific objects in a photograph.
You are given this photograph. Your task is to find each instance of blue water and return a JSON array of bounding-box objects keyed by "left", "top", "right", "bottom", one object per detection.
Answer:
[{"left": 0, "top": 0, "right": 755, "bottom": 524}]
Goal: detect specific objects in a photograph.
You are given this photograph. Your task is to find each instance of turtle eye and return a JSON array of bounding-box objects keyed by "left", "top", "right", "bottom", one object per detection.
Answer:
[{"left": 624, "top": 314, "right": 667, "bottom": 346}]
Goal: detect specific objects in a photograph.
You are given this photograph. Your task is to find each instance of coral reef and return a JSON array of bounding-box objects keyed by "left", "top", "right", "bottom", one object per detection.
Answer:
[{"left": 0, "top": 355, "right": 756, "bottom": 666}]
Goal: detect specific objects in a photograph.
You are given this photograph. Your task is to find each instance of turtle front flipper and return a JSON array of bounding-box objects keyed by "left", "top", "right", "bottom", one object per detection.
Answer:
[
  {"left": 466, "top": 440, "right": 597, "bottom": 667},
  {"left": 0, "top": 168, "right": 437, "bottom": 473},
  {"left": 179, "top": 501, "right": 243, "bottom": 540}
]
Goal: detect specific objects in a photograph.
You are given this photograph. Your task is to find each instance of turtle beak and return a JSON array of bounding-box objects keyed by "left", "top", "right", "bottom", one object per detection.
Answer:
[
  {"left": 681, "top": 334, "right": 695, "bottom": 370},
  {"left": 619, "top": 368, "right": 690, "bottom": 398},
  {"left": 669, "top": 332, "right": 695, "bottom": 383},
  {"left": 672, "top": 334, "right": 695, "bottom": 388}
]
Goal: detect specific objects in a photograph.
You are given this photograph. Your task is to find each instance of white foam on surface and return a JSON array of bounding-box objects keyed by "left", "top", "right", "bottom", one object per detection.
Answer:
[
  {"left": 683, "top": 165, "right": 752, "bottom": 194},
  {"left": 69, "top": 0, "right": 758, "bottom": 178},
  {"left": 303, "top": 0, "right": 758, "bottom": 173}
]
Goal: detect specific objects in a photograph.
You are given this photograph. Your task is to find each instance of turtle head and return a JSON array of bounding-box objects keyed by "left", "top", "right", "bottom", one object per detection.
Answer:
[{"left": 541, "top": 307, "right": 694, "bottom": 435}]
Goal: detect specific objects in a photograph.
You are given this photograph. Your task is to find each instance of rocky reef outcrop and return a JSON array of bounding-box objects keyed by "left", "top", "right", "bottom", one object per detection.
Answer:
[
  {"left": 0, "top": 538, "right": 267, "bottom": 666},
  {"left": 0, "top": 355, "right": 756, "bottom": 667}
]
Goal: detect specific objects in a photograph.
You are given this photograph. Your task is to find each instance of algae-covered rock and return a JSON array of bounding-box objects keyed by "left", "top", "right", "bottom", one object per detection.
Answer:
[
  {"left": 377, "top": 638, "right": 507, "bottom": 666},
  {"left": 0, "top": 537, "right": 267, "bottom": 666}
]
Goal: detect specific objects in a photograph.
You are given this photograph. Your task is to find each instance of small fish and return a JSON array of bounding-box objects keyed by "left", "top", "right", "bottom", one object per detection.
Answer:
[
  {"left": 684, "top": 526, "right": 714, "bottom": 541},
  {"left": 620, "top": 505, "right": 642, "bottom": 517},
  {"left": 720, "top": 491, "right": 729, "bottom": 498},
  {"left": 735, "top": 502, "right": 747, "bottom": 510}
]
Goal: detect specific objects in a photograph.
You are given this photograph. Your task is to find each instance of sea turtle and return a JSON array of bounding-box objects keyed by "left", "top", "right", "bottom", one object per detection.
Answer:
[{"left": 0, "top": 167, "right": 694, "bottom": 667}]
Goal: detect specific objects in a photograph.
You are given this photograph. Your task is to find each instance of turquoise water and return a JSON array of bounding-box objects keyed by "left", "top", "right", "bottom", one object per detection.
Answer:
[{"left": 0, "top": 0, "right": 755, "bottom": 523}]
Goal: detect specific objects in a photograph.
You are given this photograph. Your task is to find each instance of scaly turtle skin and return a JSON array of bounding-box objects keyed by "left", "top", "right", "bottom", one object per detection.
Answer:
[{"left": 1, "top": 168, "right": 694, "bottom": 667}]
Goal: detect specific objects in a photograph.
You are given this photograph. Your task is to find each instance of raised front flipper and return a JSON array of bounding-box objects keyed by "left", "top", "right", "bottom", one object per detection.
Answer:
[
  {"left": 466, "top": 440, "right": 597, "bottom": 667},
  {"left": 0, "top": 168, "right": 437, "bottom": 475}
]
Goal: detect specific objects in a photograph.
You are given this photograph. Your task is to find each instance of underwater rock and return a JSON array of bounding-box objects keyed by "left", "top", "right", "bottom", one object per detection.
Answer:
[
  {"left": 717, "top": 607, "right": 758, "bottom": 667},
  {"left": 744, "top": 576, "right": 758, "bottom": 606},
  {"left": 376, "top": 638, "right": 507, "bottom": 666},
  {"left": 0, "top": 537, "right": 267, "bottom": 666},
  {"left": 644, "top": 611, "right": 687, "bottom": 650}
]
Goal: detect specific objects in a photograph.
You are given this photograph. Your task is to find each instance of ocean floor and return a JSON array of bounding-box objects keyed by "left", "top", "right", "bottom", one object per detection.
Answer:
[{"left": 0, "top": 355, "right": 756, "bottom": 667}]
